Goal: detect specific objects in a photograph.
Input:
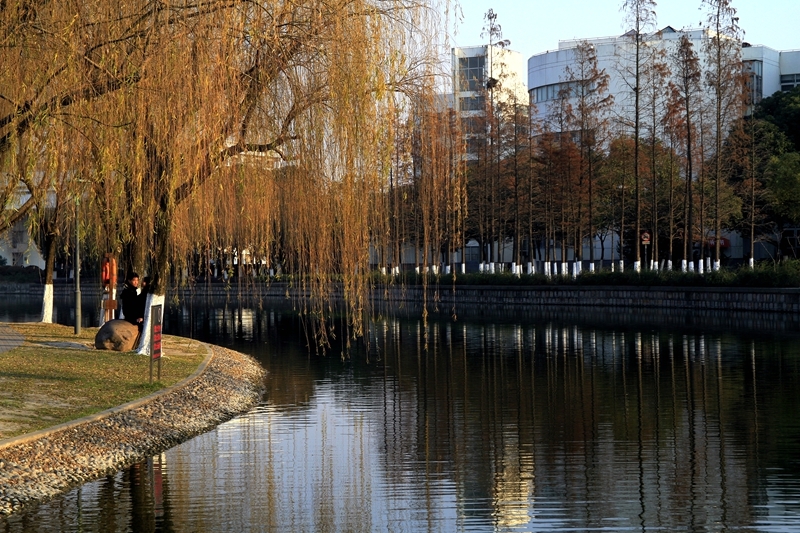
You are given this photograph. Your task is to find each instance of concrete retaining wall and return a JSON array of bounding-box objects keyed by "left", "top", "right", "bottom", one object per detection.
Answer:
[
  {"left": 378, "top": 285, "right": 800, "bottom": 314},
  {"left": 5, "top": 282, "right": 800, "bottom": 314}
]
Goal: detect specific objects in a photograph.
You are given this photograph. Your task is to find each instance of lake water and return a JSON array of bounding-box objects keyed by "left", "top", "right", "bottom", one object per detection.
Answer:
[{"left": 3, "top": 293, "right": 800, "bottom": 532}]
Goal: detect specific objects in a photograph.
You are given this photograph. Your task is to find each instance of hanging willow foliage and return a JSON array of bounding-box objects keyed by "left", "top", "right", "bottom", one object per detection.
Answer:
[{"left": 0, "top": 0, "right": 456, "bottom": 350}]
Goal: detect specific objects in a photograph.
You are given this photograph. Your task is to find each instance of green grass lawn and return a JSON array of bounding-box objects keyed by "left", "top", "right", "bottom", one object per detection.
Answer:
[{"left": 0, "top": 323, "right": 207, "bottom": 440}]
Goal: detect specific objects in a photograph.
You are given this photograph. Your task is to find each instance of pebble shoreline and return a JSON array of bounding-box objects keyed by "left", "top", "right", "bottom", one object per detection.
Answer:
[{"left": 0, "top": 344, "right": 266, "bottom": 517}]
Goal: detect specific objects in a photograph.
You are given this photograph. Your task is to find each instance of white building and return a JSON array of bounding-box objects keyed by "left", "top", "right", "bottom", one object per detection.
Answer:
[
  {"left": 452, "top": 45, "right": 529, "bottom": 161},
  {"left": 528, "top": 26, "right": 800, "bottom": 126},
  {"left": 0, "top": 183, "right": 45, "bottom": 269},
  {"left": 741, "top": 42, "right": 800, "bottom": 100}
]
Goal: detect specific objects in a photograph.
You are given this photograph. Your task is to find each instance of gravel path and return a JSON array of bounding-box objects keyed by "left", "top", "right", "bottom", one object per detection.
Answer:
[{"left": 0, "top": 344, "right": 265, "bottom": 516}]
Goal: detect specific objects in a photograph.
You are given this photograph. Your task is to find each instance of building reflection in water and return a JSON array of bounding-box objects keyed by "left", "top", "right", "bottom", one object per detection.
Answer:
[{"left": 5, "top": 300, "right": 800, "bottom": 531}]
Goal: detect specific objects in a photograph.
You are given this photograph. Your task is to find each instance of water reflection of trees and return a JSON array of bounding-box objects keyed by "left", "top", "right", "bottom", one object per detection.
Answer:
[
  {"left": 366, "top": 319, "right": 798, "bottom": 529},
  {"left": 42, "top": 303, "right": 795, "bottom": 530},
  {"left": 167, "top": 301, "right": 800, "bottom": 529}
]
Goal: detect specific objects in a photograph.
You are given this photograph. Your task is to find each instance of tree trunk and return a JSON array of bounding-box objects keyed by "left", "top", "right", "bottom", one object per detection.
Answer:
[{"left": 40, "top": 234, "right": 57, "bottom": 324}]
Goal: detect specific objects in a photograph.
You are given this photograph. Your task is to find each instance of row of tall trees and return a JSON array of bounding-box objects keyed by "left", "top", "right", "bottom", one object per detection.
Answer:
[{"left": 455, "top": 0, "right": 799, "bottom": 274}]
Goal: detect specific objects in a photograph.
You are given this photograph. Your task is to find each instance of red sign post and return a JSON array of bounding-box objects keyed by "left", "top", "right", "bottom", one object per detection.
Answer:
[
  {"left": 149, "top": 304, "right": 163, "bottom": 383},
  {"left": 100, "top": 254, "right": 118, "bottom": 323}
]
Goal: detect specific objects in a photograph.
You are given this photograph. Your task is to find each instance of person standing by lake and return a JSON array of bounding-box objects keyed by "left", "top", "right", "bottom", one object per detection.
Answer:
[{"left": 119, "top": 273, "right": 145, "bottom": 330}]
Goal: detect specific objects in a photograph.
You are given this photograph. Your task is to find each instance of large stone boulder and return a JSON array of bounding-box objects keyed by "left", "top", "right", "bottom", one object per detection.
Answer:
[{"left": 95, "top": 319, "right": 140, "bottom": 351}]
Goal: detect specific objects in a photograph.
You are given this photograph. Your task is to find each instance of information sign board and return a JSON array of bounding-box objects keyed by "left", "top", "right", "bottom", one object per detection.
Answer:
[
  {"left": 149, "top": 304, "right": 163, "bottom": 383},
  {"left": 151, "top": 304, "right": 162, "bottom": 360}
]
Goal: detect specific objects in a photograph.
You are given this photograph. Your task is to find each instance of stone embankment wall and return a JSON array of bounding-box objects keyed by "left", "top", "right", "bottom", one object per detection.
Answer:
[
  {"left": 379, "top": 285, "right": 800, "bottom": 314},
  {"left": 5, "top": 282, "right": 800, "bottom": 314},
  {"left": 0, "top": 345, "right": 265, "bottom": 517}
]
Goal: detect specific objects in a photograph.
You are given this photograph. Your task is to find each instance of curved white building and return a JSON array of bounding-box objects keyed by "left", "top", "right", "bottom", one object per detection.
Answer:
[{"left": 527, "top": 26, "right": 800, "bottom": 127}]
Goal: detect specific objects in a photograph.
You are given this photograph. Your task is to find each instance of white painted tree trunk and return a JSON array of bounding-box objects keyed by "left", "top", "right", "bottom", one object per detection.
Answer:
[
  {"left": 633, "top": 260, "right": 641, "bottom": 273},
  {"left": 748, "top": 257, "right": 754, "bottom": 269},
  {"left": 681, "top": 259, "right": 687, "bottom": 272},
  {"left": 40, "top": 283, "right": 53, "bottom": 323},
  {"left": 544, "top": 261, "right": 551, "bottom": 277},
  {"left": 137, "top": 293, "right": 166, "bottom": 356},
  {"left": 713, "top": 259, "right": 720, "bottom": 271},
  {"left": 698, "top": 260, "right": 704, "bottom": 274},
  {"left": 618, "top": 260, "right": 624, "bottom": 273},
  {"left": 527, "top": 261, "right": 533, "bottom": 275}
]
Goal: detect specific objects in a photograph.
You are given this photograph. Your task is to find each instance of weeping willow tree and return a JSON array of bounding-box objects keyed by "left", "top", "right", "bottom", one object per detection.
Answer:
[{"left": 0, "top": 0, "right": 451, "bottom": 353}]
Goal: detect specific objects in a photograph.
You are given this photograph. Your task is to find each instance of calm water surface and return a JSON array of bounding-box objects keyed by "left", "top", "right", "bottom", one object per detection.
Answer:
[{"left": 3, "top": 294, "right": 800, "bottom": 532}]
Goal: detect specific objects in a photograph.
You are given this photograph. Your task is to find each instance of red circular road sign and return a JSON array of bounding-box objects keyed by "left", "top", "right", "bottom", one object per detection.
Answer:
[{"left": 641, "top": 231, "right": 651, "bottom": 244}]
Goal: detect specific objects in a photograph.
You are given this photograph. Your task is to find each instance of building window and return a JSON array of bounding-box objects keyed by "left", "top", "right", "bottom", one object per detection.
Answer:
[
  {"left": 459, "top": 95, "right": 485, "bottom": 112},
  {"left": 466, "top": 136, "right": 487, "bottom": 156},
  {"left": 465, "top": 245, "right": 480, "bottom": 263},
  {"left": 11, "top": 220, "right": 25, "bottom": 249},
  {"left": 461, "top": 116, "right": 486, "bottom": 135},
  {"left": 457, "top": 55, "right": 486, "bottom": 92},
  {"left": 744, "top": 60, "right": 763, "bottom": 104},
  {"left": 781, "top": 73, "right": 800, "bottom": 92},
  {"left": 530, "top": 81, "right": 581, "bottom": 104},
  {"left": 12, "top": 252, "right": 23, "bottom": 266}
]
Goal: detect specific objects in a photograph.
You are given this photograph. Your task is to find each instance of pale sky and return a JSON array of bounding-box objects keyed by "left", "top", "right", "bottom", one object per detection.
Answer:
[{"left": 445, "top": 0, "right": 800, "bottom": 57}]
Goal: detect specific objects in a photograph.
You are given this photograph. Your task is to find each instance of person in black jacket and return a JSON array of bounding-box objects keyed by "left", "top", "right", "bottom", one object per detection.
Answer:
[{"left": 119, "top": 273, "right": 145, "bottom": 330}]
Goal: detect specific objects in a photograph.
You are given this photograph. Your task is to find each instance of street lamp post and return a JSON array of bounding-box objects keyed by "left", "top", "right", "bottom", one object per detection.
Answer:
[{"left": 74, "top": 198, "right": 81, "bottom": 335}]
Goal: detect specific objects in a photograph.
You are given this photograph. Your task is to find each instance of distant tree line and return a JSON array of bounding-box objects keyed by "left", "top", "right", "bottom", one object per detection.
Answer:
[{"left": 388, "top": 1, "right": 800, "bottom": 277}]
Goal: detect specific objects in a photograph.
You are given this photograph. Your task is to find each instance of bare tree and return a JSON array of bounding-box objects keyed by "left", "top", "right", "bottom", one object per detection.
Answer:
[
  {"left": 564, "top": 41, "right": 613, "bottom": 272},
  {"left": 619, "top": 0, "right": 657, "bottom": 272},
  {"left": 668, "top": 34, "right": 703, "bottom": 271},
  {"left": 703, "top": 0, "right": 744, "bottom": 270},
  {"left": 641, "top": 35, "right": 670, "bottom": 269}
]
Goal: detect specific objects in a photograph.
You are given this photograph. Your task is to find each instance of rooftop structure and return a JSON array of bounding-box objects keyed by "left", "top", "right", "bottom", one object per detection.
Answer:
[{"left": 527, "top": 26, "right": 800, "bottom": 126}]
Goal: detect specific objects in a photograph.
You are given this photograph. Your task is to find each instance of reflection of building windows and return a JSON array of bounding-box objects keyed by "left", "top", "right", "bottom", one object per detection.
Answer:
[
  {"left": 744, "top": 60, "right": 763, "bottom": 104},
  {"left": 781, "top": 73, "right": 800, "bottom": 92},
  {"left": 529, "top": 81, "right": 581, "bottom": 104},
  {"left": 459, "top": 95, "right": 485, "bottom": 112},
  {"left": 457, "top": 55, "right": 486, "bottom": 92}
]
